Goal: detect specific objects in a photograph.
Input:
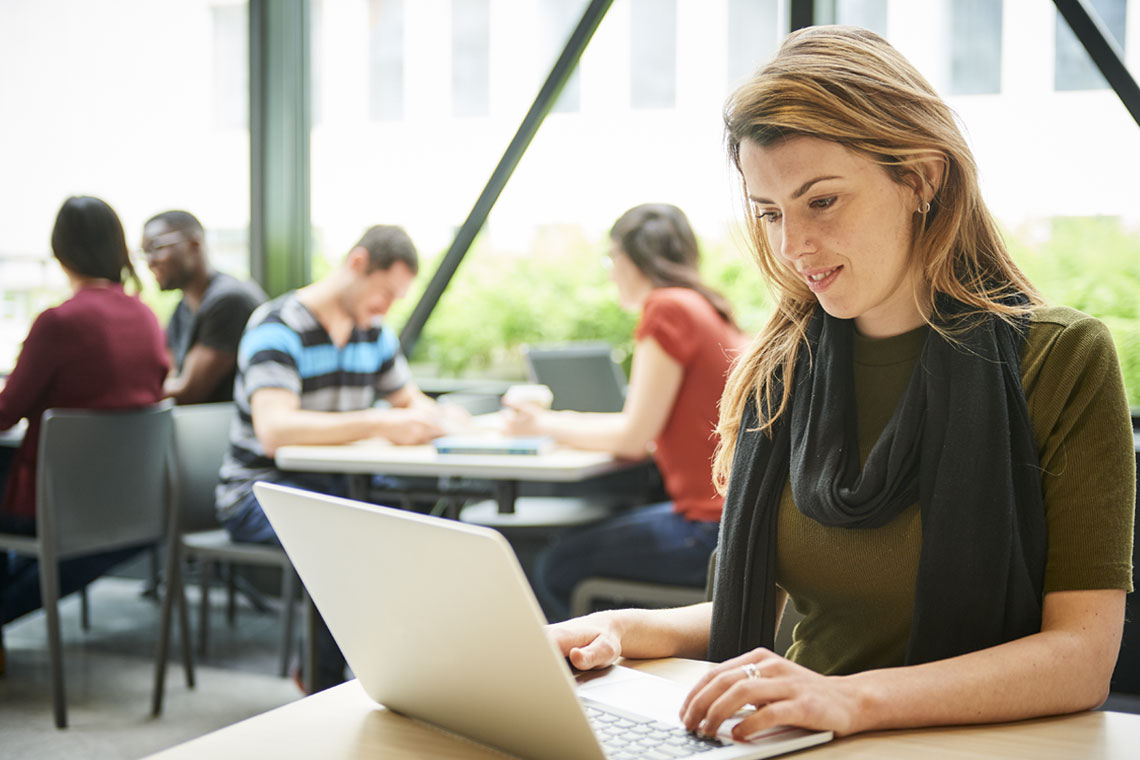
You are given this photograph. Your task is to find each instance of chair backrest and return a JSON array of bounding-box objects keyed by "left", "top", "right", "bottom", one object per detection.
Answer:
[
  {"left": 36, "top": 402, "right": 174, "bottom": 559},
  {"left": 171, "top": 402, "right": 236, "bottom": 533}
]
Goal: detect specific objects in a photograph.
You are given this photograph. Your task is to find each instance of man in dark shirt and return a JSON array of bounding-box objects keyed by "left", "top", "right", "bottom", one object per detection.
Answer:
[{"left": 142, "top": 210, "right": 266, "bottom": 404}]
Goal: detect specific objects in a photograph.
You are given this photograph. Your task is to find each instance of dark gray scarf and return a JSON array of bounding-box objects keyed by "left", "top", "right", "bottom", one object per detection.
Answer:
[{"left": 708, "top": 301, "right": 1046, "bottom": 666}]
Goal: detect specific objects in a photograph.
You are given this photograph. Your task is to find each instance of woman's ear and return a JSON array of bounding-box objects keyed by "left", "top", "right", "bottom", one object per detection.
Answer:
[{"left": 913, "top": 153, "right": 947, "bottom": 206}]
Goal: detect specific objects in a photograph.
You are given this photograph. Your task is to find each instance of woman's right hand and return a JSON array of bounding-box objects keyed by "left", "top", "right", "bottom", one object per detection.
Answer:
[
  {"left": 500, "top": 400, "right": 545, "bottom": 437},
  {"left": 547, "top": 612, "right": 625, "bottom": 670}
]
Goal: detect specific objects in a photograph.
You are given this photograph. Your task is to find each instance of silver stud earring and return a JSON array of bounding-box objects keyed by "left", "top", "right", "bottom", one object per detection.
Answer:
[{"left": 917, "top": 200, "right": 931, "bottom": 214}]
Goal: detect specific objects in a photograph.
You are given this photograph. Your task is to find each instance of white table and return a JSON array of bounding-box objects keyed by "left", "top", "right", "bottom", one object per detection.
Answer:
[
  {"left": 275, "top": 440, "right": 630, "bottom": 480},
  {"left": 275, "top": 440, "right": 643, "bottom": 513}
]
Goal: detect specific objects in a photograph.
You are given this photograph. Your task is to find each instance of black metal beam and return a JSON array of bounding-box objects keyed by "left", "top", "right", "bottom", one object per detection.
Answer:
[
  {"left": 398, "top": 0, "right": 614, "bottom": 357},
  {"left": 789, "top": 0, "right": 814, "bottom": 32},
  {"left": 1054, "top": 0, "right": 1140, "bottom": 128}
]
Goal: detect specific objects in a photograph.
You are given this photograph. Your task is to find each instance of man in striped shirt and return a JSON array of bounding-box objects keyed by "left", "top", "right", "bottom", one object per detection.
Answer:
[{"left": 215, "top": 225, "right": 451, "bottom": 691}]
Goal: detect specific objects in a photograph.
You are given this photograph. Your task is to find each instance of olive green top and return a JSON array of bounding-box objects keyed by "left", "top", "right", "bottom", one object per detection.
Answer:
[{"left": 777, "top": 305, "right": 1136, "bottom": 675}]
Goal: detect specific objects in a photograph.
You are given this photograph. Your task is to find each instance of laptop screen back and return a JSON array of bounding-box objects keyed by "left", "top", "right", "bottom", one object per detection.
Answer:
[
  {"left": 253, "top": 482, "right": 606, "bottom": 760},
  {"left": 522, "top": 342, "right": 627, "bottom": 413}
]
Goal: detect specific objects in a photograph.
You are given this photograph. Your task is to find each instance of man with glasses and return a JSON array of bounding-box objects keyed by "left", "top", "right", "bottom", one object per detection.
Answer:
[{"left": 141, "top": 210, "right": 266, "bottom": 404}]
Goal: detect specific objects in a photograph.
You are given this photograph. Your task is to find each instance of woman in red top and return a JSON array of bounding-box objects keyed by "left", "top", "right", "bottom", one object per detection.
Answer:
[
  {"left": 0, "top": 196, "right": 168, "bottom": 644},
  {"left": 505, "top": 203, "right": 747, "bottom": 621}
]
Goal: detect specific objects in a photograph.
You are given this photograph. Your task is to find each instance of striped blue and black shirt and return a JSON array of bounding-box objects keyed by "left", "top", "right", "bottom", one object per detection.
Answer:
[{"left": 215, "top": 292, "right": 411, "bottom": 520}]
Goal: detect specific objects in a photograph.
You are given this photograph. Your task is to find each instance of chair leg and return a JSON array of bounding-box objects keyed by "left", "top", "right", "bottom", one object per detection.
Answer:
[
  {"left": 39, "top": 556, "right": 67, "bottom": 728},
  {"left": 226, "top": 564, "right": 237, "bottom": 626},
  {"left": 144, "top": 544, "right": 161, "bottom": 600},
  {"left": 80, "top": 587, "right": 90, "bottom": 632},
  {"left": 152, "top": 545, "right": 178, "bottom": 716},
  {"left": 279, "top": 569, "right": 297, "bottom": 678},
  {"left": 177, "top": 561, "right": 195, "bottom": 689},
  {"left": 198, "top": 560, "right": 211, "bottom": 658}
]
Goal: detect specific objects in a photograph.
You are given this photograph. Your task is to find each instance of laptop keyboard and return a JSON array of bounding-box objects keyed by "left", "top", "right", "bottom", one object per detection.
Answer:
[{"left": 581, "top": 699, "right": 728, "bottom": 759}]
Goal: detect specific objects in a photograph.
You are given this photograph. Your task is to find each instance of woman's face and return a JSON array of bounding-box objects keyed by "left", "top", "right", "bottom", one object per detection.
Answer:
[
  {"left": 607, "top": 241, "right": 651, "bottom": 312},
  {"left": 738, "top": 135, "right": 928, "bottom": 338}
]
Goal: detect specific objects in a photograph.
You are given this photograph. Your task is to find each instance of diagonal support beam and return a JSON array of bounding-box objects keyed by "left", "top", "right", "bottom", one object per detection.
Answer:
[
  {"left": 399, "top": 0, "right": 614, "bottom": 357},
  {"left": 1053, "top": 0, "right": 1140, "bottom": 127}
]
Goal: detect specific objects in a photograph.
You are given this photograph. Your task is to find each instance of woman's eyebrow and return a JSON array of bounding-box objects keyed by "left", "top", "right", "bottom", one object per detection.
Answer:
[{"left": 750, "top": 175, "right": 843, "bottom": 205}]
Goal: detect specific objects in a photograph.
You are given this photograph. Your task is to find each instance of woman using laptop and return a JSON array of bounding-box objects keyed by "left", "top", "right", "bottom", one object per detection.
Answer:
[
  {"left": 504, "top": 203, "right": 748, "bottom": 622},
  {"left": 0, "top": 196, "right": 168, "bottom": 662},
  {"left": 548, "top": 26, "right": 1133, "bottom": 740}
]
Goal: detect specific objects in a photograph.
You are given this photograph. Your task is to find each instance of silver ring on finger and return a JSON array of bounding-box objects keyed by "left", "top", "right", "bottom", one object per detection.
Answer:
[{"left": 741, "top": 662, "right": 761, "bottom": 680}]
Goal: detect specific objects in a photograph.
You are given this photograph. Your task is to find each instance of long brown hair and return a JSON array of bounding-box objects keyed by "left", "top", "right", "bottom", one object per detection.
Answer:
[
  {"left": 712, "top": 26, "right": 1041, "bottom": 491},
  {"left": 610, "top": 203, "right": 737, "bottom": 328}
]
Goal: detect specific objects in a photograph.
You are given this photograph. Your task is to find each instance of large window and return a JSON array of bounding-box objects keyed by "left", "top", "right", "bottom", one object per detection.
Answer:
[
  {"left": 541, "top": 0, "right": 584, "bottom": 113},
  {"left": 815, "top": 0, "right": 887, "bottom": 35},
  {"left": 949, "top": 0, "right": 1003, "bottom": 95},
  {"left": 369, "top": 0, "right": 405, "bottom": 121},
  {"left": 1055, "top": 0, "right": 1128, "bottom": 91},
  {"left": 213, "top": 4, "right": 250, "bottom": 128},
  {"left": 309, "top": 0, "right": 743, "bottom": 381},
  {"left": 452, "top": 0, "right": 491, "bottom": 117},
  {"left": 727, "top": 0, "right": 782, "bottom": 87},
  {"left": 0, "top": 0, "right": 251, "bottom": 372},
  {"left": 309, "top": 0, "right": 1140, "bottom": 406},
  {"left": 630, "top": 0, "right": 677, "bottom": 109}
]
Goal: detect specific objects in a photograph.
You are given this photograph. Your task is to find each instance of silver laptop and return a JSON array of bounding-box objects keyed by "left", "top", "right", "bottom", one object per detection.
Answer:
[
  {"left": 254, "top": 482, "right": 832, "bottom": 760},
  {"left": 523, "top": 342, "right": 628, "bottom": 413}
]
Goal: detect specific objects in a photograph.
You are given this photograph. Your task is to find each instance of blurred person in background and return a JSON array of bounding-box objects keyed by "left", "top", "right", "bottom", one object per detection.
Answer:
[
  {"left": 216, "top": 224, "right": 464, "bottom": 693},
  {"left": 0, "top": 196, "right": 168, "bottom": 673},
  {"left": 505, "top": 203, "right": 748, "bottom": 622},
  {"left": 142, "top": 209, "right": 266, "bottom": 404}
]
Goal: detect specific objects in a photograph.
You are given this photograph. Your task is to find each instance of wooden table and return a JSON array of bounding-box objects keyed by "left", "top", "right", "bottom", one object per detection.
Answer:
[{"left": 145, "top": 657, "right": 1140, "bottom": 759}]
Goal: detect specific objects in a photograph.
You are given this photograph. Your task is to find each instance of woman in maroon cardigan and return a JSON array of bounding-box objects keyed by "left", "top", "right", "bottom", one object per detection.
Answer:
[{"left": 0, "top": 196, "right": 168, "bottom": 668}]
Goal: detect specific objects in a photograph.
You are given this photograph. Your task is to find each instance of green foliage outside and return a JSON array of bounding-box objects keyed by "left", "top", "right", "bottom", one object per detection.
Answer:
[
  {"left": 390, "top": 216, "right": 1140, "bottom": 411},
  {"left": 1008, "top": 217, "right": 1140, "bottom": 408},
  {"left": 385, "top": 224, "right": 776, "bottom": 381},
  {"left": 387, "top": 229, "right": 639, "bottom": 380}
]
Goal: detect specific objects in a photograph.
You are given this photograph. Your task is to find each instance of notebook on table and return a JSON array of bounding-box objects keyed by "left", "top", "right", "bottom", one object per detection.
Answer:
[
  {"left": 253, "top": 482, "right": 833, "bottom": 760},
  {"left": 431, "top": 434, "right": 555, "bottom": 456}
]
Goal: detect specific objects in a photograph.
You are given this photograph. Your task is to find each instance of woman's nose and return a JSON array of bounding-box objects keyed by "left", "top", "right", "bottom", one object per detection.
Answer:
[{"left": 776, "top": 217, "right": 814, "bottom": 261}]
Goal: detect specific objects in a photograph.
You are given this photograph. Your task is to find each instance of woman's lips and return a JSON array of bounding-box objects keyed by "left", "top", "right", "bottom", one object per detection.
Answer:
[{"left": 804, "top": 266, "right": 841, "bottom": 293}]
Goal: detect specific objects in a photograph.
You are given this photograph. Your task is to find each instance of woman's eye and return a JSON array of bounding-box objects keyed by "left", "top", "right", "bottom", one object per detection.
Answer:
[
  {"left": 810, "top": 196, "right": 837, "bottom": 210},
  {"left": 756, "top": 210, "right": 781, "bottom": 223}
]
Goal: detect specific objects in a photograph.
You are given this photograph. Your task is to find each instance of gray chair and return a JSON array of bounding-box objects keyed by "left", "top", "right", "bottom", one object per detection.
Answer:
[
  {"left": 570, "top": 551, "right": 805, "bottom": 655},
  {"left": 569, "top": 577, "right": 708, "bottom": 618},
  {"left": 0, "top": 402, "right": 174, "bottom": 728},
  {"left": 569, "top": 548, "right": 718, "bottom": 619},
  {"left": 152, "top": 402, "right": 299, "bottom": 716}
]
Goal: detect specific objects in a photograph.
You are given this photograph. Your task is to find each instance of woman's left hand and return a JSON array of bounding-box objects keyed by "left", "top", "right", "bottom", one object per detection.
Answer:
[{"left": 680, "top": 648, "right": 863, "bottom": 740}]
